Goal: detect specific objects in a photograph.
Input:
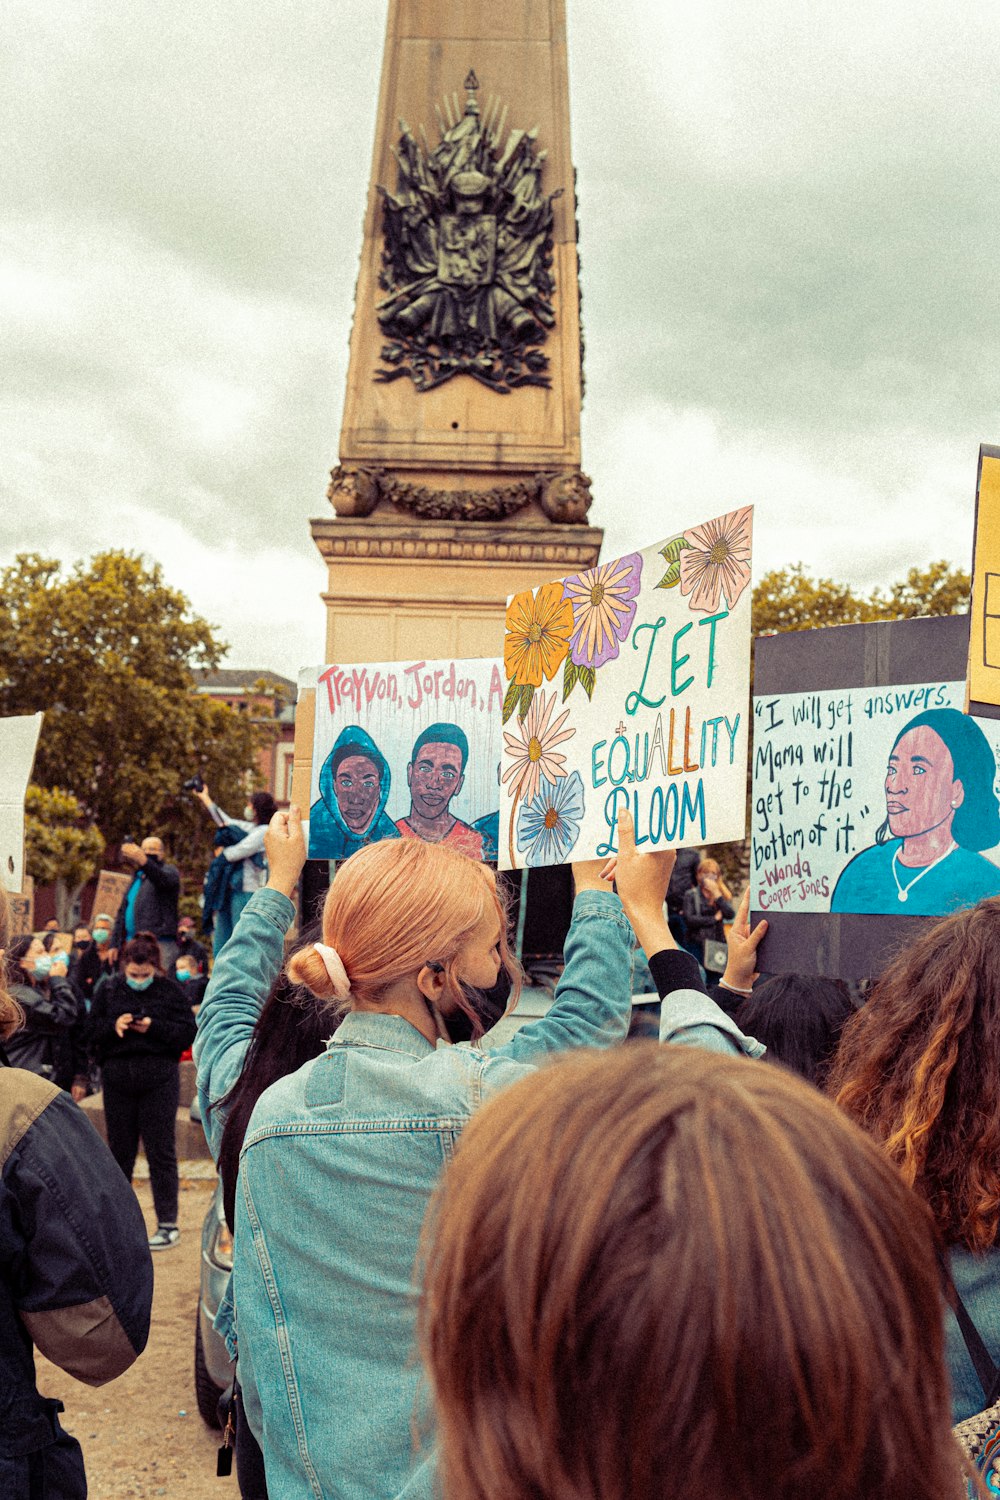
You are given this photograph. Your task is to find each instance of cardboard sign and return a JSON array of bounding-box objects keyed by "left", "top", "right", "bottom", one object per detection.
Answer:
[
  {"left": 91, "top": 870, "right": 133, "bottom": 927},
  {"left": 498, "top": 510, "right": 754, "bottom": 869},
  {"left": 967, "top": 445, "right": 1000, "bottom": 716},
  {"left": 7, "top": 878, "right": 34, "bottom": 937},
  {"left": 298, "top": 658, "right": 505, "bottom": 861},
  {"left": 752, "top": 680, "right": 1000, "bottom": 918},
  {"left": 0, "top": 713, "right": 43, "bottom": 894}
]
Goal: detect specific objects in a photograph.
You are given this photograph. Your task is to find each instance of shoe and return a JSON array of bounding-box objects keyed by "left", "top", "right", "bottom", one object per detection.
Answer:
[{"left": 148, "top": 1225, "right": 180, "bottom": 1250}]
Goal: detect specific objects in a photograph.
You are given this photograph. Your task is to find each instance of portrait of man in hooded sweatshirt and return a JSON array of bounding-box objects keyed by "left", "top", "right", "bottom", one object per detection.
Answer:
[{"left": 309, "top": 726, "right": 402, "bottom": 858}]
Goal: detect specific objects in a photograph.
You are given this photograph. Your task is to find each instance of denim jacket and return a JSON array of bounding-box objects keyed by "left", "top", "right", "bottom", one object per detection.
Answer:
[
  {"left": 193, "top": 887, "right": 299, "bottom": 1358},
  {"left": 232, "top": 889, "right": 636, "bottom": 1500}
]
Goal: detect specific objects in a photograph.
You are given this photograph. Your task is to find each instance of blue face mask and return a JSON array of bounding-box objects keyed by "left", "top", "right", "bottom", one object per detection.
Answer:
[
  {"left": 175, "top": 969, "right": 195, "bottom": 983},
  {"left": 32, "top": 955, "right": 53, "bottom": 979},
  {"left": 126, "top": 975, "right": 154, "bottom": 992}
]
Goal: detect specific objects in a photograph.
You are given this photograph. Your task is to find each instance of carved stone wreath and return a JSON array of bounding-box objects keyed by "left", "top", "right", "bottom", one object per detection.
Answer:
[
  {"left": 327, "top": 466, "right": 592, "bottom": 524},
  {"left": 374, "top": 71, "right": 560, "bottom": 394}
]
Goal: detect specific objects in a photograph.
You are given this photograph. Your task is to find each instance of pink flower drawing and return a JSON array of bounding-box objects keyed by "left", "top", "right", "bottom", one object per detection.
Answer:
[
  {"left": 679, "top": 506, "right": 753, "bottom": 614},
  {"left": 502, "top": 691, "right": 575, "bottom": 807},
  {"left": 561, "top": 552, "right": 644, "bottom": 668}
]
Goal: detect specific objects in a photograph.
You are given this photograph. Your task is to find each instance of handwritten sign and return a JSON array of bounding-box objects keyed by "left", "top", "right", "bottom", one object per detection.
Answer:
[
  {"left": 300, "top": 658, "right": 504, "bottom": 861},
  {"left": 0, "top": 713, "right": 43, "bottom": 894},
  {"left": 751, "top": 681, "right": 1000, "bottom": 917},
  {"left": 7, "top": 878, "right": 34, "bottom": 938},
  {"left": 91, "top": 870, "right": 133, "bottom": 928},
  {"left": 967, "top": 445, "right": 1000, "bottom": 715},
  {"left": 497, "top": 510, "right": 753, "bottom": 869}
]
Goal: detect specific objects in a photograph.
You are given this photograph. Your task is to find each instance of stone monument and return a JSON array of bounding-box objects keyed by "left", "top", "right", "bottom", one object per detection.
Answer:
[{"left": 310, "top": 0, "right": 603, "bottom": 663}]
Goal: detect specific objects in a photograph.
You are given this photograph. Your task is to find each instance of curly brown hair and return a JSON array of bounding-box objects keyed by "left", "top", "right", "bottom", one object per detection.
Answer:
[{"left": 828, "top": 895, "right": 1000, "bottom": 1252}]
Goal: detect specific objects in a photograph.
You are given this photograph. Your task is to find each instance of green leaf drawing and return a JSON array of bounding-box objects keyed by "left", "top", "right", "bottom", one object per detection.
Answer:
[
  {"left": 518, "top": 683, "right": 536, "bottom": 720},
  {"left": 655, "top": 534, "right": 690, "bottom": 590},
  {"left": 580, "top": 666, "right": 596, "bottom": 700},
  {"left": 502, "top": 677, "right": 521, "bottom": 724},
  {"left": 562, "top": 659, "right": 579, "bottom": 701}
]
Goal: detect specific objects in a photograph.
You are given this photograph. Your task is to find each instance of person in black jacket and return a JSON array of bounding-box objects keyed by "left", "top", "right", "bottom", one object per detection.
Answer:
[
  {"left": 6, "top": 934, "right": 88, "bottom": 1096},
  {"left": 88, "top": 930, "right": 196, "bottom": 1250},
  {"left": 0, "top": 890, "right": 153, "bottom": 1500},
  {"left": 110, "top": 836, "right": 181, "bottom": 971},
  {"left": 682, "top": 859, "right": 735, "bottom": 974}
]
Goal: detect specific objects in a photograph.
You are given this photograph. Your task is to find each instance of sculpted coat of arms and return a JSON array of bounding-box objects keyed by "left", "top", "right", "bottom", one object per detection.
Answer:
[{"left": 375, "top": 71, "right": 561, "bottom": 394}]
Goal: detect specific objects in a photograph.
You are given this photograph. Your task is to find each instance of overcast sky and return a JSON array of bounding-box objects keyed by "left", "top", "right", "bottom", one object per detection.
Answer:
[{"left": 3, "top": 0, "right": 996, "bottom": 679}]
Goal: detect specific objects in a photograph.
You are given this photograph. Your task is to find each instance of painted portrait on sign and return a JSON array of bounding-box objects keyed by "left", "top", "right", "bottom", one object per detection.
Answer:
[
  {"left": 831, "top": 708, "right": 1000, "bottom": 915},
  {"left": 303, "top": 658, "right": 504, "bottom": 863},
  {"left": 751, "top": 684, "right": 1000, "bottom": 919}
]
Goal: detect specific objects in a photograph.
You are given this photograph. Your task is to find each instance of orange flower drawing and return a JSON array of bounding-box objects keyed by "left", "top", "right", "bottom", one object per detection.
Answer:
[
  {"left": 504, "top": 581, "right": 574, "bottom": 687},
  {"left": 679, "top": 506, "right": 753, "bottom": 614}
]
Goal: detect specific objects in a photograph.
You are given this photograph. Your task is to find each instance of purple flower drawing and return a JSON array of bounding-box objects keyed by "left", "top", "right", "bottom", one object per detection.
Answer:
[{"left": 561, "top": 553, "right": 643, "bottom": 669}]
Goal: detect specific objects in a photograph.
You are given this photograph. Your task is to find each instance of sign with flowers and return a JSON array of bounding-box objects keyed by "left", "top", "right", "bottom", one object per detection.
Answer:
[{"left": 498, "top": 509, "right": 753, "bottom": 870}]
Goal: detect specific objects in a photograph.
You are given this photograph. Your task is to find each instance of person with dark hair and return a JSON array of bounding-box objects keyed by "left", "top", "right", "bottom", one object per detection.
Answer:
[
  {"left": 6, "top": 933, "right": 88, "bottom": 1096},
  {"left": 195, "top": 809, "right": 333, "bottom": 1499},
  {"left": 309, "top": 725, "right": 401, "bottom": 858},
  {"left": 828, "top": 895, "right": 1000, "bottom": 1419},
  {"left": 734, "top": 972, "right": 854, "bottom": 1086},
  {"left": 396, "top": 722, "right": 483, "bottom": 857},
  {"left": 176, "top": 914, "right": 209, "bottom": 971},
  {"left": 87, "top": 930, "right": 196, "bottom": 1250},
  {"left": 682, "top": 858, "right": 735, "bottom": 973},
  {"left": 419, "top": 1044, "right": 962, "bottom": 1500},
  {"left": 194, "top": 784, "right": 278, "bottom": 950},
  {"left": 0, "top": 887, "right": 153, "bottom": 1500},
  {"left": 831, "top": 707, "right": 1000, "bottom": 914}
]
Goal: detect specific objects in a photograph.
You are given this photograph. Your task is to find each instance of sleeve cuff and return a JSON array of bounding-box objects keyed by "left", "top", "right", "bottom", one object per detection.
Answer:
[{"left": 648, "top": 948, "right": 707, "bottom": 999}]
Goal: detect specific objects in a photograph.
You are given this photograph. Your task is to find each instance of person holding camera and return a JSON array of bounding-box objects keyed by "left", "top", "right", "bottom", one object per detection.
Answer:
[
  {"left": 110, "top": 834, "right": 181, "bottom": 972},
  {"left": 86, "top": 931, "right": 196, "bottom": 1250},
  {"left": 191, "top": 781, "right": 277, "bottom": 953}
]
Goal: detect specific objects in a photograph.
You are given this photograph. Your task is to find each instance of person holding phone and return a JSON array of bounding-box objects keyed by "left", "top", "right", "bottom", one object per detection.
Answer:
[{"left": 87, "top": 931, "right": 196, "bottom": 1250}]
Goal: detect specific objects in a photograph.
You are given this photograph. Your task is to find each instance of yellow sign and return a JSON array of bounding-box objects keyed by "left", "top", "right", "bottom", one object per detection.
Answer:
[{"left": 967, "top": 446, "right": 1000, "bottom": 713}]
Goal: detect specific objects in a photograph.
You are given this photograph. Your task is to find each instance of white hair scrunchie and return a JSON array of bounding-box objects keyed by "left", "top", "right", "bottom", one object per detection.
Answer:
[{"left": 313, "top": 942, "right": 351, "bottom": 1000}]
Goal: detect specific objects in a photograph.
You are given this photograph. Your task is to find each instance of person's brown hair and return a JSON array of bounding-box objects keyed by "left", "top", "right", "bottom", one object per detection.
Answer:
[
  {"left": 829, "top": 896, "right": 1000, "bottom": 1253},
  {"left": 287, "top": 838, "right": 519, "bottom": 1038},
  {"left": 123, "top": 932, "right": 163, "bottom": 971},
  {"left": 0, "top": 887, "right": 23, "bottom": 1039},
  {"left": 420, "top": 1045, "right": 959, "bottom": 1500}
]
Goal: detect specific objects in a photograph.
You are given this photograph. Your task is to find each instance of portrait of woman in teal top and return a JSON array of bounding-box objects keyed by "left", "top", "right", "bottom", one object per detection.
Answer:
[{"left": 831, "top": 707, "right": 1000, "bottom": 916}]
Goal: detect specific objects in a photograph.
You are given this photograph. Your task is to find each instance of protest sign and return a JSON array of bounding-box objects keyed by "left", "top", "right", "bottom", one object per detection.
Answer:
[
  {"left": 497, "top": 509, "right": 753, "bottom": 870},
  {"left": 966, "top": 444, "right": 1000, "bottom": 716},
  {"left": 0, "top": 713, "right": 43, "bottom": 895},
  {"left": 7, "top": 878, "right": 34, "bottom": 937},
  {"left": 91, "top": 870, "right": 133, "bottom": 927},
  {"left": 298, "top": 658, "right": 505, "bottom": 861},
  {"left": 752, "top": 680, "right": 1000, "bottom": 919}
]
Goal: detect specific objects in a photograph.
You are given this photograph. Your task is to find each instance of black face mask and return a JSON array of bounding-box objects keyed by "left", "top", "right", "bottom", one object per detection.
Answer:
[{"left": 441, "top": 969, "right": 514, "bottom": 1044}]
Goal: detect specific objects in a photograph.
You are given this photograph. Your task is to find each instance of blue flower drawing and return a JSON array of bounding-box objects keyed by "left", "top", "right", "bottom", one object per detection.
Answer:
[{"left": 516, "top": 771, "right": 586, "bottom": 867}]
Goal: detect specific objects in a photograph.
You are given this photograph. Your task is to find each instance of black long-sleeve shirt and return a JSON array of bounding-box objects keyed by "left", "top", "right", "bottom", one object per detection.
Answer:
[{"left": 88, "top": 973, "right": 196, "bottom": 1064}]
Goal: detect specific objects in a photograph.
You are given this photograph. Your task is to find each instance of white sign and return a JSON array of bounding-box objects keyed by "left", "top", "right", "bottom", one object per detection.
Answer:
[
  {"left": 498, "top": 510, "right": 754, "bottom": 869},
  {"left": 0, "top": 713, "right": 43, "bottom": 895}
]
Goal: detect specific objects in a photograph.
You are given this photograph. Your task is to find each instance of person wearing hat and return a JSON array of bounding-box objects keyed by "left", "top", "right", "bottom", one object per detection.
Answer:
[
  {"left": 395, "top": 722, "right": 483, "bottom": 859},
  {"left": 176, "top": 916, "right": 208, "bottom": 972}
]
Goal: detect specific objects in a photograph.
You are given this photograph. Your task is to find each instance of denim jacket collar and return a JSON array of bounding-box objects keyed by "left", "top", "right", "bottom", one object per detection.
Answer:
[{"left": 328, "top": 1009, "right": 437, "bottom": 1059}]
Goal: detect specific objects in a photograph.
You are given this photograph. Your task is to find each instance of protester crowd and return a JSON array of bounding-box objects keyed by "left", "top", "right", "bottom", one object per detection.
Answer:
[{"left": 3, "top": 800, "right": 1000, "bottom": 1499}]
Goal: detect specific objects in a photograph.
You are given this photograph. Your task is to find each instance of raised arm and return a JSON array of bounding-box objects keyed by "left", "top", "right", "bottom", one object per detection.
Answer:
[{"left": 193, "top": 806, "right": 305, "bottom": 1159}]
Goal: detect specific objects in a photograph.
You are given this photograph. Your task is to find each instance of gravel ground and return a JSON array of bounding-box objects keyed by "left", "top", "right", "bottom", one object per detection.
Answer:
[{"left": 36, "top": 1178, "right": 233, "bottom": 1500}]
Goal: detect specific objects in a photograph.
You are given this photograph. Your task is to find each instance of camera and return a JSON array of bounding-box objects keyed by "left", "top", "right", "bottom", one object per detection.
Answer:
[{"left": 183, "top": 774, "right": 205, "bottom": 793}]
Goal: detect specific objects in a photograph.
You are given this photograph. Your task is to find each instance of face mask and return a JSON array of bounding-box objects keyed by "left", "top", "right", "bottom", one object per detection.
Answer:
[
  {"left": 74, "top": 939, "right": 90, "bottom": 951},
  {"left": 441, "top": 971, "right": 513, "bottom": 1044},
  {"left": 176, "top": 969, "right": 195, "bottom": 983},
  {"left": 93, "top": 928, "right": 111, "bottom": 946},
  {"left": 243, "top": 805, "right": 254, "bottom": 820},
  {"left": 126, "top": 975, "right": 154, "bottom": 992},
  {"left": 32, "top": 955, "right": 53, "bottom": 979}
]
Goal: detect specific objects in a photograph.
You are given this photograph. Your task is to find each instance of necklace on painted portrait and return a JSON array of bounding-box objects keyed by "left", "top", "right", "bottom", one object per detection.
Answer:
[{"left": 892, "top": 842, "right": 957, "bottom": 903}]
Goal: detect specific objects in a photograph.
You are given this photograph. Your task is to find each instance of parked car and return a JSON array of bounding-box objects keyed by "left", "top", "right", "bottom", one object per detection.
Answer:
[{"left": 195, "top": 1177, "right": 234, "bottom": 1427}]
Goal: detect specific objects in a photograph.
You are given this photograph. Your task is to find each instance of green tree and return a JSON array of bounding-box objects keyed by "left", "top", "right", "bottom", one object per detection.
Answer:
[
  {"left": 0, "top": 552, "right": 266, "bottom": 884},
  {"left": 24, "top": 785, "right": 105, "bottom": 927},
  {"left": 751, "top": 561, "right": 970, "bottom": 635}
]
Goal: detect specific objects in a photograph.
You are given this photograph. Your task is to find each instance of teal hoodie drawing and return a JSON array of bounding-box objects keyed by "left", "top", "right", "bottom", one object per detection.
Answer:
[{"left": 309, "top": 725, "right": 401, "bottom": 859}]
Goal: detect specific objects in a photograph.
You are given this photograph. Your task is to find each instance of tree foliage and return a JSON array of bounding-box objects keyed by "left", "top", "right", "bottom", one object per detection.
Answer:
[
  {"left": 24, "top": 785, "right": 106, "bottom": 927},
  {"left": 752, "top": 561, "right": 970, "bottom": 636},
  {"left": 0, "top": 552, "right": 267, "bottom": 877}
]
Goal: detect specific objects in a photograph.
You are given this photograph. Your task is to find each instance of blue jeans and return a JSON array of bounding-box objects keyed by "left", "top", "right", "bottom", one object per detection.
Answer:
[{"left": 212, "top": 890, "right": 254, "bottom": 957}]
